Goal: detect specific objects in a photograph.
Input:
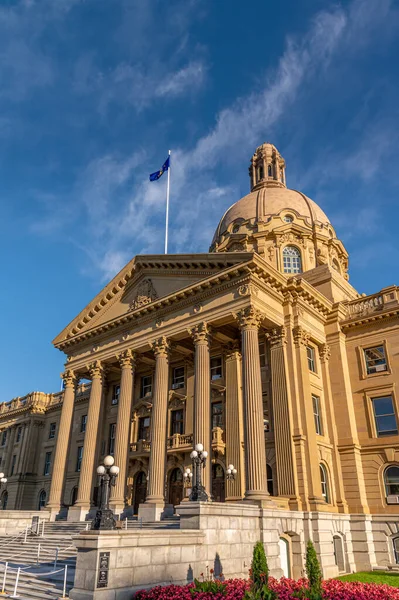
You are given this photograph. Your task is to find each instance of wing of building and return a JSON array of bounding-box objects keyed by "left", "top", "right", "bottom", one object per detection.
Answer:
[{"left": 1, "top": 143, "right": 399, "bottom": 572}]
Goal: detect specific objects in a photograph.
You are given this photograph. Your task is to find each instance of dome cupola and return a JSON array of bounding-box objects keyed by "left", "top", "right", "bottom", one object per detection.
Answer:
[{"left": 210, "top": 143, "right": 350, "bottom": 281}]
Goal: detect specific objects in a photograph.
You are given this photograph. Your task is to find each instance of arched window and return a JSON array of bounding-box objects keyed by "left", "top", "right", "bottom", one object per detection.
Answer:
[
  {"left": 393, "top": 536, "right": 399, "bottom": 564},
  {"left": 384, "top": 466, "right": 399, "bottom": 496},
  {"left": 266, "top": 464, "right": 274, "bottom": 496},
  {"left": 258, "top": 166, "right": 264, "bottom": 181},
  {"left": 282, "top": 246, "right": 302, "bottom": 274},
  {"left": 320, "top": 464, "right": 330, "bottom": 503},
  {"left": 268, "top": 164, "right": 272, "bottom": 177},
  {"left": 38, "top": 490, "right": 46, "bottom": 510}
]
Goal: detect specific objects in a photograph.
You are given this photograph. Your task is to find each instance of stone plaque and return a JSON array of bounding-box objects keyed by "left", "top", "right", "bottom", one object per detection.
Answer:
[{"left": 97, "top": 552, "right": 110, "bottom": 588}]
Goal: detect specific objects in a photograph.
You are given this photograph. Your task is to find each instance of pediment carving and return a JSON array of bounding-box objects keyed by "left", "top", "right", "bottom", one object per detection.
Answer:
[
  {"left": 133, "top": 399, "right": 152, "bottom": 418},
  {"left": 129, "top": 278, "right": 158, "bottom": 311},
  {"left": 168, "top": 391, "right": 186, "bottom": 409}
]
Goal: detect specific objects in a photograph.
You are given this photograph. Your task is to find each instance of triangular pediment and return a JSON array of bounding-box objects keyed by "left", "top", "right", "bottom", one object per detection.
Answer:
[{"left": 53, "top": 252, "right": 254, "bottom": 347}]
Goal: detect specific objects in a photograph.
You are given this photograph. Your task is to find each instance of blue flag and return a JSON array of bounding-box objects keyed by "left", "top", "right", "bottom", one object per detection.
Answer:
[{"left": 149, "top": 155, "right": 170, "bottom": 181}]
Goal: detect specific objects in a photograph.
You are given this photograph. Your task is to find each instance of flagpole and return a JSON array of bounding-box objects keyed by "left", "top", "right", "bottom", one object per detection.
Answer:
[{"left": 165, "top": 149, "right": 171, "bottom": 254}]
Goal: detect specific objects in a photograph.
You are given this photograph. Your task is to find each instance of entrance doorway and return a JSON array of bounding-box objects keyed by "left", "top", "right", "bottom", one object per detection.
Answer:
[
  {"left": 133, "top": 472, "right": 147, "bottom": 515},
  {"left": 212, "top": 464, "right": 225, "bottom": 502},
  {"left": 168, "top": 468, "right": 184, "bottom": 507},
  {"left": 333, "top": 535, "right": 345, "bottom": 572},
  {"left": 279, "top": 538, "right": 291, "bottom": 578},
  {"left": 71, "top": 486, "right": 78, "bottom": 506}
]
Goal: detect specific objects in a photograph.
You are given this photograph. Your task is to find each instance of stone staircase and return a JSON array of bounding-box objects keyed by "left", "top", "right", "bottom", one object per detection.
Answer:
[{"left": 0, "top": 516, "right": 180, "bottom": 600}]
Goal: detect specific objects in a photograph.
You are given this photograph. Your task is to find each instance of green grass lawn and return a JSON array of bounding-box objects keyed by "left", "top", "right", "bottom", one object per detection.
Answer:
[{"left": 336, "top": 571, "right": 399, "bottom": 587}]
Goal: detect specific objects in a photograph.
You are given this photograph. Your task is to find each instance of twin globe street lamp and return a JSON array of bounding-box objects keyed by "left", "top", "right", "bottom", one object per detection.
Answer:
[
  {"left": 91, "top": 455, "right": 120, "bottom": 530},
  {"left": 189, "top": 443, "right": 209, "bottom": 501}
]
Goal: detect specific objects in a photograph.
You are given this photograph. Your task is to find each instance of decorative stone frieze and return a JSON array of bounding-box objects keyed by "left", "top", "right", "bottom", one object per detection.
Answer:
[
  {"left": 235, "top": 305, "right": 264, "bottom": 330},
  {"left": 267, "top": 326, "right": 287, "bottom": 348},
  {"left": 292, "top": 325, "right": 311, "bottom": 347},
  {"left": 151, "top": 336, "right": 171, "bottom": 358},
  {"left": 189, "top": 322, "right": 212, "bottom": 345},
  {"left": 319, "top": 343, "right": 331, "bottom": 363},
  {"left": 129, "top": 278, "right": 158, "bottom": 310}
]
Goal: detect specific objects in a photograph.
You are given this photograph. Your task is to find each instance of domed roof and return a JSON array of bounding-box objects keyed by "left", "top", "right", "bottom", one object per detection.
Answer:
[
  {"left": 213, "top": 186, "right": 330, "bottom": 243},
  {"left": 211, "top": 142, "right": 331, "bottom": 246}
]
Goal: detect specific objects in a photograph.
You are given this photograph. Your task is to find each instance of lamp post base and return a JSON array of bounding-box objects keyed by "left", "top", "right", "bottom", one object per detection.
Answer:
[
  {"left": 91, "top": 509, "right": 116, "bottom": 530},
  {"left": 189, "top": 485, "right": 209, "bottom": 502}
]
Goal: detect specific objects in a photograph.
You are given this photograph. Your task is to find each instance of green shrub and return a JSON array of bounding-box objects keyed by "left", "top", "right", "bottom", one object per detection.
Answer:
[
  {"left": 305, "top": 540, "right": 322, "bottom": 600},
  {"left": 244, "top": 542, "right": 276, "bottom": 600}
]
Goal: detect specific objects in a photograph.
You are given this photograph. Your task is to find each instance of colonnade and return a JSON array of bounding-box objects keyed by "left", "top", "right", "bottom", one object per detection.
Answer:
[{"left": 47, "top": 306, "right": 275, "bottom": 521}]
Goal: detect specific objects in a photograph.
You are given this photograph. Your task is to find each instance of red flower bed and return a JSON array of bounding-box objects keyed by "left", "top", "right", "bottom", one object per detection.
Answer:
[{"left": 135, "top": 577, "right": 399, "bottom": 600}]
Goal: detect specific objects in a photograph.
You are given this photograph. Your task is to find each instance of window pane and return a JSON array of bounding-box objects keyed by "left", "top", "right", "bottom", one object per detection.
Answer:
[
  {"left": 364, "top": 346, "right": 387, "bottom": 374},
  {"left": 376, "top": 415, "right": 398, "bottom": 436},
  {"left": 373, "top": 397, "right": 394, "bottom": 416},
  {"left": 212, "top": 402, "right": 223, "bottom": 428},
  {"left": 141, "top": 376, "right": 152, "bottom": 397},
  {"left": 172, "top": 367, "right": 185, "bottom": 389},
  {"left": 283, "top": 246, "right": 302, "bottom": 274},
  {"left": 210, "top": 357, "right": 222, "bottom": 380},
  {"left": 307, "top": 347, "right": 316, "bottom": 372}
]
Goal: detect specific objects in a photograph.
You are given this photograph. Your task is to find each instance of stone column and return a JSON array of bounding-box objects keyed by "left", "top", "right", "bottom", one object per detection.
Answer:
[
  {"left": 319, "top": 344, "right": 348, "bottom": 513},
  {"left": 139, "top": 337, "right": 170, "bottom": 522},
  {"left": 3, "top": 425, "right": 17, "bottom": 477},
  {"left": 47, "top": 370, "right": 78, "bottom": 520},
  {"left": 68, "top": 362, "right": 105, "bottom": 522},
  {"left": 225, "top": 342, "right": 245, "bottom": 501},
  {"left": 236, "top": 306, "right": 270, "bottom": 502},
  {"left": 268, "top": 327, "right": 299, "bottom": 504},
  {"left": 109, "top": 350, "right": 136, "bottom": 515},
  {"left": 190, "top": 322, "right": 212, "bottom": 496},
  {"left": 16, "top": 423, "right": 28, "bottom": 474},
  {"left": 292, "top": 326, "right": 324, "bottom": 509}
]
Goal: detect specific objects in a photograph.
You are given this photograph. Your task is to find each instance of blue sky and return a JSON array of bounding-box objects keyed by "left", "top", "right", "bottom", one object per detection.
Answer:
[{"left": 1, "top": 0, "right": 399, "bottom": 399}]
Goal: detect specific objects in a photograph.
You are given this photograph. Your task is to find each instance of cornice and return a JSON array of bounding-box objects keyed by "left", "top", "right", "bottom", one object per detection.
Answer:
[
  {"left": 52, "top": 253, "right": 254, "bottom": 347},
  {"left": 341, "top": 308, "right": 399, "bottom": 332}
]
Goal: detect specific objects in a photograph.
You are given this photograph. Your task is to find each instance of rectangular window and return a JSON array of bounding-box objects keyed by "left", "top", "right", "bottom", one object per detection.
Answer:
[
  {"left": 212, "top": 402, "right": 224, "bottom": 429},
  {"left": 76, "top": 446, "right": 83, "bottom": 472},
  {"left": 373, "top": 396, "right": 398, "bottom": 437},
  {"left": 210, "top": 356, "right": 222, "bottom": 380},
  {"left": 172, "top": 367, "right": 185, "bottom": 390},
  {"left": 44, "top": 452, "right": 52, "bottom": 476},
  {"left": 1, "top": 431, "right": 7, "bottom": 446},
  {"left": 170, "top": 410, "right": 184, "bottom": 435},
  {"left": 108, "top": 423, "right": 116, "bottom": 455},
  {"left": 10, "top": 454, "right": 16, "bottom": 476},
  {"left": 111, "top": 385, "right": 120, "bottom": 405},
  {"left": 141, "top": 375, "right": 153, "bottom": 397},
  {"left": 364, "top": 346, "right": 388, "bottom": 375},
  {"left": 312, "top": 394, "right": 323, "bottom": 435},
  {"left": 81, "top": 415, "right": 87, "bottom": 433},
  {"left": 307, "top": 346, "right": 316, "bottom": 372},
  {"left": 16, "top": 427, "right": 22, "bottom": 443},
  {"left": 138, "top": 417, "right": 151, "bottom": 441},
  {"left": 259, "top": 342, "right": 266, "bottom": 368},
  {"left": 49, "top": 422, "right": 56, "bottom": 440}
]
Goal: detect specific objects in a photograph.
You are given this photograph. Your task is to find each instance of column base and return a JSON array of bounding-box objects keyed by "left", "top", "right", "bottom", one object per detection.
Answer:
[
  {"left": 47, "top": 505, "right": 68, "bottom": 521},
  {"left": 108, "top": 502, "right": 125, "bottom": 519},
  {"left": 138, "top": 502, "right": 168, "bottom": 522},
  {"left": 67, "top": 505, "right": 90, "bottom": 522}
]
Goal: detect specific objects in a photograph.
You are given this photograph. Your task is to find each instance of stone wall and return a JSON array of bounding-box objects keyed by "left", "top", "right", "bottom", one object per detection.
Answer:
[{"left": 0, "top": 510, "right": 49, "bottom": 534}]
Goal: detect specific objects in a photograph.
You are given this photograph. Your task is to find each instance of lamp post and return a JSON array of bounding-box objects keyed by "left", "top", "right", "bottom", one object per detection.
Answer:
[
  {"left": 189, "top": 443, "right": 209, "bottom": 501},
  {"left": 226, "top": 464, "right": 237, "bottom": 481},
  {"left": 91, "top": 456, "right": 120, "bottom": 530}
]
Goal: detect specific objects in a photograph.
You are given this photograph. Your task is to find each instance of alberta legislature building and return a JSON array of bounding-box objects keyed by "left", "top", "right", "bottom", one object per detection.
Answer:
[{"left": 1, "top": 143, "right": 399, "bottom": 581}]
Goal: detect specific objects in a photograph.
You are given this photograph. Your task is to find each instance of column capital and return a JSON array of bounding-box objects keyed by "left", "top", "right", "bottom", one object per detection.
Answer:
[
  {"left": 151, "top": 336, "right": 171, "bottom": 358},
  {"left": 292, "top": 325, "right": 310, "bottom": 347},
  {"left": 189, "top": 322, "right": 212, "bottom": 345},
  {"left": 61, "top": 369, "right": 78, "bottom": 388},
  {"left": 235, "top": 305, "right": 264, "bottom": 330},
  {"left": 319, "top": 343, "right": 331, "bottom": 363},
  {"left": 267, "top": 326, "right": 287, "bottom": 348},
  {"left": 117, "top": 349, "right": 137, "bottom": 370},
  {"left": 224, "top": 340, "right": 241, "bottom": 361},
  {"left": 88, "top": 360, "right": 106, "bottom": 381}
]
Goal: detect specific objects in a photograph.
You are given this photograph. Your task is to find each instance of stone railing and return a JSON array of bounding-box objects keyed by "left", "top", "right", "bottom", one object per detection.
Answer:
[
  {"left": 346, "top": 286, "right": 398, "bottom": 319},
  {"left": 130, "top": 440, "right": 151, "bottom": 454},
  {"left": 166, "top": 433, "right": 193, "bottom": 449}
]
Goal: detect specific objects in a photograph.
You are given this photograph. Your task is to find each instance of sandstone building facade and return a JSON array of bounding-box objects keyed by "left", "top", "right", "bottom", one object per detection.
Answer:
[{"left": 1, "top": 143, "right": 399, "bottom": 575}]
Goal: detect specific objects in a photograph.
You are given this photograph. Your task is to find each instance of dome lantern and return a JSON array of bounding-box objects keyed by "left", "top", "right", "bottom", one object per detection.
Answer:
[{"left": 249, "top": 143, "right": 286, "bottom": 192}]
